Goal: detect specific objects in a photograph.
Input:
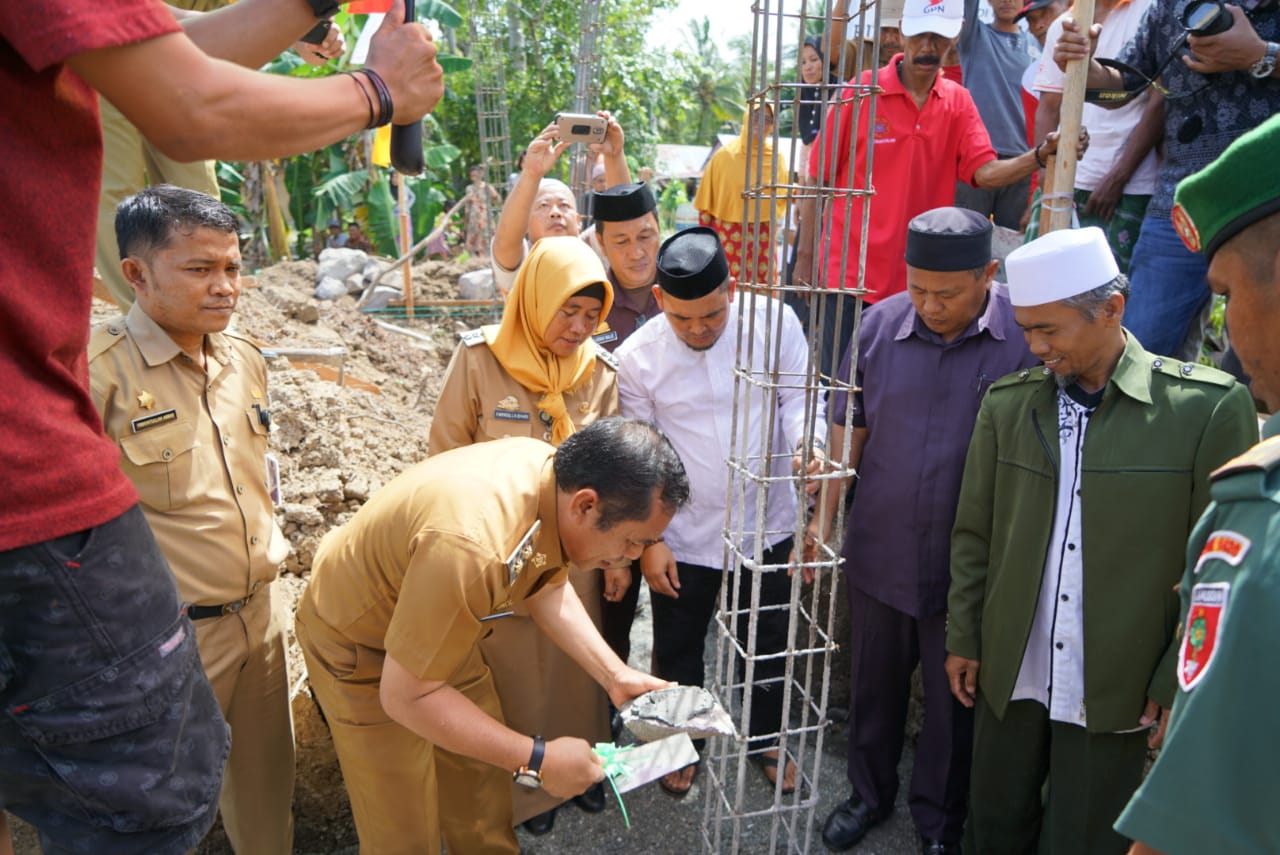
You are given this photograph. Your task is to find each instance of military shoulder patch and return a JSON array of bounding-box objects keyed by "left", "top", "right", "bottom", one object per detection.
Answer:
[
  {"left": 459, "top": 328, "right": 486, "bottom": 347},
  {"left": 1193, "top": 530, "right": 1251, "bottom": 575},
  {"left": 1213, "top": 435, "right": 1280, "bottom": 480},
  {"left": 1178, "top": 582, "right": 1230, "bottom": 691}
]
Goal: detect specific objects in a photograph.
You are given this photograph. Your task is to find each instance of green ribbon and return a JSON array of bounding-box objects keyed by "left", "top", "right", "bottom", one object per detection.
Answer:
[{"left": 592, "top": 742, "right": 637, "bottom": 829}]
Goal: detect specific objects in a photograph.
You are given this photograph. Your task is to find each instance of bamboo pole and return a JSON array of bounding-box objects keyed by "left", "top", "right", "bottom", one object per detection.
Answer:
[
  {"left": 1045, "top": 0, "right": 1095, "bottom": 232},
  {"left": 1038, "top": 153, "right": 1056, "bottom": 235},
  {"left": 358, "top": 197, "right": 468, "bottom": 305}
]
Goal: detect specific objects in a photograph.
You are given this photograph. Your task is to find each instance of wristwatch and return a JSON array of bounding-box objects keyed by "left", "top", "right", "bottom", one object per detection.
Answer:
[
  {"left": 513, "top": 735, "right": 545, "bottom": 789},
  {"left": 1250, "top": 41, "right": 1279, "bottom": 78},
  {"left": 306, "top": 0, "right": 341, "bottom": 19}
]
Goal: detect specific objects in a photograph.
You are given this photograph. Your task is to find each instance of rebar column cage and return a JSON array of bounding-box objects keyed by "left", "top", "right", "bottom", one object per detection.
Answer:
[
  {"left": 699, "top": 1, "right": 881, "bottom": 851},
  {"left": 470, "top": 4, "right": 515, "bottom": 250}
]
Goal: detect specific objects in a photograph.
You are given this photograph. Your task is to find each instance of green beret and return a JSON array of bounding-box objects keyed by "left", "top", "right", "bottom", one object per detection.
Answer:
[{"left": 1173, "top": 114, "right": 1280, "bottom": 259}]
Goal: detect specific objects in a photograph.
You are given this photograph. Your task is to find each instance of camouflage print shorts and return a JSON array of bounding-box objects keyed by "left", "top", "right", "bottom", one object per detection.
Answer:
[{"left": 0, "top": 506, "right": 229, "bottom": 855}]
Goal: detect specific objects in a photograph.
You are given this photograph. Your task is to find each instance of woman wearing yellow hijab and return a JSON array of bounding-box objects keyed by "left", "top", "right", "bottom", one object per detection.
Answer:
[
  {"left": 693, "top": 103, "right": 786, "bottom": 286},
  {"left": 428, "top": 235, "right": 619, "bottom": 835},
  {"left": 430, "top": 235, "right": 617, "bottom": 449}
]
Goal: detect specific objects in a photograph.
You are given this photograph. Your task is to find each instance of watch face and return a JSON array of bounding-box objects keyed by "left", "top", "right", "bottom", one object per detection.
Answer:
[{"left": 514, "top": 771, "right": 542, "bottom": 789}]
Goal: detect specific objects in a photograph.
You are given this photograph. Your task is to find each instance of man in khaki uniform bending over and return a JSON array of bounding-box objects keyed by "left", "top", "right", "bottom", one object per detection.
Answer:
[
  {"left": 89, "top": 185, "right": 294, "bottom": 854},
  {"left": 295, "top": 417, "right": 688, "bottom": 854}
]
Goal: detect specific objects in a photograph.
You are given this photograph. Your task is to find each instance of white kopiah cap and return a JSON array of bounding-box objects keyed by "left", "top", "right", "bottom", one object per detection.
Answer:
[
  {"left": 900, "top": 0, "right": 964, "bottom": 39},
  {"left": 1006, "top": 227, "right": 1121, "bottom": 307}
]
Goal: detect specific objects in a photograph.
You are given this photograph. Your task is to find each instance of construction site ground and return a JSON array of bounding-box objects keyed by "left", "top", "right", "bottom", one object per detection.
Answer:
[{"left": 11, "top": 258, "right": 926, "bottom": 855}]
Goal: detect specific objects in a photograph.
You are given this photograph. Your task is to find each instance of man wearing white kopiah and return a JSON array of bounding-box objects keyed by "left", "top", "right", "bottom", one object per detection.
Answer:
[
  {"left": 615, "top": 227, "right": 826, "bottom": 798},
  {"left": 944, "top": 227, "right": 1257, "bottom": 854}
]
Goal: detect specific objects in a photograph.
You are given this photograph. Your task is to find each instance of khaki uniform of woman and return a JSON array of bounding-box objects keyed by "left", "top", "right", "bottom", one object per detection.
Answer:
[{"left": 429, "top": 235, "right": 617, "bottom": 825}]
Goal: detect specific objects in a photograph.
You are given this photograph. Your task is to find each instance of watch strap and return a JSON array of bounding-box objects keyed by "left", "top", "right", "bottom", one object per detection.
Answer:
[
  {"left": 527, "top": 734, "right": 545, "bottom": 774},
  {"left": 1251, "top": 41, "right": 1279, "bottom": 78}
]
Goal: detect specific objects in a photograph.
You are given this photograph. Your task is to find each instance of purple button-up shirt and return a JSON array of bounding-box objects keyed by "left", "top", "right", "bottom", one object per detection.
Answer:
[
  {"left": 600, "top": 269, "right": 661, "bottom": 353},
  {"left": 832, "top": 283, "right": 1036, "bottom": 617}
]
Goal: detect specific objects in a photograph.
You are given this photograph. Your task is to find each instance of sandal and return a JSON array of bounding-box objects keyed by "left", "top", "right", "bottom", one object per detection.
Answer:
[
  {"left": 755, "top": 750, "right": 797, "bottom": 796},
  {"left": 658, "top": 761, "right": 700, "bottom": 799}
]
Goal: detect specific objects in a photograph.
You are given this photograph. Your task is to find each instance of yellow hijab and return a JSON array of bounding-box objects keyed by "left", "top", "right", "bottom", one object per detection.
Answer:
[
  {"left": 694, "top": 105, "right": 785, "bottom": 223},
  {"left": 483, "top": 236, "right": 614, "bottom": 445}
]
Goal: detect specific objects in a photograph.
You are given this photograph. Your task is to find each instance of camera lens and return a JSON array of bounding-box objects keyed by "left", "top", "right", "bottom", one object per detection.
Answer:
[{"left": 1183, "top": 0, "right": 1233, "bottom": 35}]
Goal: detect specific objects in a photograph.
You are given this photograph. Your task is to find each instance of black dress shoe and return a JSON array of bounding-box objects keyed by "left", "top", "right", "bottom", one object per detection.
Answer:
[
  {"left": 572, "top": 782, "right": 607, "bottom": 813},
  {"left": 821, "top": 795, "right": 883, "bottom": 851},
  {"left": 521, "top": 808, "right": 556, "bottom": 836},
  {"left": 920, "top": 838, "right": 961, "bottom": 855}
]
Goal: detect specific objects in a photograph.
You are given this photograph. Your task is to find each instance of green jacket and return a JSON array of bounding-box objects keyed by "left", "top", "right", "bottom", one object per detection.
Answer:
[
  {"left": 1115, "top": 413, "right": 1280, "bottom": 853},
  {"left": 947, "top": 334, "right": 1258, "bottom": 732}
]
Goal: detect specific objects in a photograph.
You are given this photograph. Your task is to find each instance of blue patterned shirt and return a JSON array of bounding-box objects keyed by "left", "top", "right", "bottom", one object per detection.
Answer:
[{"left": 1117, "top": 0, "right": 1280, "bottom": 219}]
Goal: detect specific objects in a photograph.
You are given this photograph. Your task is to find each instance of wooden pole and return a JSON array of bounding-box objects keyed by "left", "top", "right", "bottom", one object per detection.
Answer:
[
  {"left": 1038, "top": 153, "right": 1057, "bottom": 235},
  {"left": 398, "top": 176, "right": 414, "bottom": 319},
  {"left": 1046, "top": 0, "right": 1095, "bottom": 233}
]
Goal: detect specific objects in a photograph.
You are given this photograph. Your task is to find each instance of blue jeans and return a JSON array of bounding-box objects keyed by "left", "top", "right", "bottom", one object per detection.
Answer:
[
  {"left": 0, "top": 506, "right": 229, "bottom": 855},
  {"left": 1124, "top": 214, "right": 1210, "bottom": 360}
]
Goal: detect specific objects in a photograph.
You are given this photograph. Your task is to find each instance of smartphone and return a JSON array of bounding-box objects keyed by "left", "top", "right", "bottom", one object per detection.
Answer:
[
  {"left": 555, "top": 113, "right": 607, "bottom": 145},
  {"left": 299, "top": 19, "right": 331, "bottom": 45}
]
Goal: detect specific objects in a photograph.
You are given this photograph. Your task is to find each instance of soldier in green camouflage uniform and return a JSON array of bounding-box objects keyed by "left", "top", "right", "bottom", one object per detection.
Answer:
[{"left": 1116, "top": 114, "right": 1280, "bottom": 855}]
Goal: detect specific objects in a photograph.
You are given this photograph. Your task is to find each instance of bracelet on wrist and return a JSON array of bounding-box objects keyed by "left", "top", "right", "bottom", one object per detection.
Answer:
[
  {"left": 361, "top": 69, "right": 395, "bottom": 128},
  {"left": 1034, "top": 142, "right": 1047, "bottom": 170},
  {"left": 342, "top": 71, "right": 374, "bottom": 129}
]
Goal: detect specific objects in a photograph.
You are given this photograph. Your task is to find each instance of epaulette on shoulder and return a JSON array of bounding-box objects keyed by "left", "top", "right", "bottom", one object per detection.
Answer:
[
  {"left": 88, "top": 319, "right": 129, "bottom": 361},
  {"left": 1148, "top": 356, "right": 1236, "bottom": 388},
  {"left": 989, "top": 366, "right": 1048, "bottom": 392},
  {"left": 1212, "top": 435, "right": 1280, "bottom": 480},
  {"left": 459, "top": 328, "right": 486, "bottom": 347},
  {"left": 595, "top": 346, "right": 619, "bottom": 372}
]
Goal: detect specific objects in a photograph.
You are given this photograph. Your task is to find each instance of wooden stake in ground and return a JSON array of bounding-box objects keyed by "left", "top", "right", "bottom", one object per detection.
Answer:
[
  {"left": 398, "top": 176, "right": 414, "bottom": 319},
  {"left": 1046, "top": 0, "right": 1095, "bottom": 233}
]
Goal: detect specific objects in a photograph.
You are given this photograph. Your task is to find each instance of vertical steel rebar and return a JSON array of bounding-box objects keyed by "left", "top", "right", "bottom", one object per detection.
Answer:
[{"left": 699, "top": 1, "right": 879, "bottom": 851}]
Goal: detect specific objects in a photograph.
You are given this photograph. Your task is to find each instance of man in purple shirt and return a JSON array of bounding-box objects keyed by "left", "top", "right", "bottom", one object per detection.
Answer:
[{"left": 805, "top": 207, "right": 1037, "bottom": 853}]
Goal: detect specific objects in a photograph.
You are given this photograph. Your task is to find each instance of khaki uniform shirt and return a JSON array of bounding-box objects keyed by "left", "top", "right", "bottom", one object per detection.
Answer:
[
  {"left": 89, "top": 304, "right": 285, "bottom": 605},
  {"left": 428, "top": 330, "right": 619, "bottom": 453},
  {"left": 300, "top": 438, "right": 568, "bottom": 683}
]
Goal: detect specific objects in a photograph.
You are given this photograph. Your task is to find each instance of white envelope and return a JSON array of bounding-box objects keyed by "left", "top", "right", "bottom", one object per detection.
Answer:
[{"left": 598, "top": 733, "right": 699, "bottom": 794}]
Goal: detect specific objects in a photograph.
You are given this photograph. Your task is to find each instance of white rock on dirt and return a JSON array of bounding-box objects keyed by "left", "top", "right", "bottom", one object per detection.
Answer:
[{"left": 316, "top": 247, "right": 369, "bottom": 282}]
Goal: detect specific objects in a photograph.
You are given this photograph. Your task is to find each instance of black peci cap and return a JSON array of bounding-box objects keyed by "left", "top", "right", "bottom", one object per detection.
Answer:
[
  {"left": 904, "top": 207, "right": 994, "bottom": 272},
  {"left": 590, "top": 182, "right": 658, "bottom": 222},
  {"left": 656, "top": 227, "right": 730, "bottom": 300}
]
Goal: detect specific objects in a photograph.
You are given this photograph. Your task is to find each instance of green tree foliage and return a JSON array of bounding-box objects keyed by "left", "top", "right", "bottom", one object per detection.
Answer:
[{"left": 672, "top": 17, "right": 746, "bottom": 144}]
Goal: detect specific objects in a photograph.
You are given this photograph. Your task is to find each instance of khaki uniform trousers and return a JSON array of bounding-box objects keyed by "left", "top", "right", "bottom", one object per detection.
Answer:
[
  {"left": 193, "top": 581, "right": 295, "bottom": 855},
  {"left": 96, "top": 99, "right": 220, "bottom": 308},
  {"left": 296, "top": 608, "right": 518, "bottom": 855}
]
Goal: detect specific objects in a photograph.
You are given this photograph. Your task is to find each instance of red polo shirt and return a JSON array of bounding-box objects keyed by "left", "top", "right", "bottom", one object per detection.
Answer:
[{"left": 808, "top": 55, "right": 995, "bottom": 303}]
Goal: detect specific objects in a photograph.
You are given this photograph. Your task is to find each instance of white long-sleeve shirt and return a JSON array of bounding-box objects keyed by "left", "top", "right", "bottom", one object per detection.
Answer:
[{"left": 616, "top": 294, "right": 824, "bottom": 569}]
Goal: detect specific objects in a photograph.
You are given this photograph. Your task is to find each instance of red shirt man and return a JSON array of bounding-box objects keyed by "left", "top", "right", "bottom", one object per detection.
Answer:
[
  {"left": 794, "top": 0, "right": 1069, "bottom": 380},
  {"left": 807, "top": 53, "right": 994, "bottom": 303}
]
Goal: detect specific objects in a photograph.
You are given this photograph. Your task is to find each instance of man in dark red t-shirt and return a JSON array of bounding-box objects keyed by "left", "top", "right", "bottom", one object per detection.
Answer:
[{"left": 0, "top": 3, "right": 443, "bottom": 851}]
